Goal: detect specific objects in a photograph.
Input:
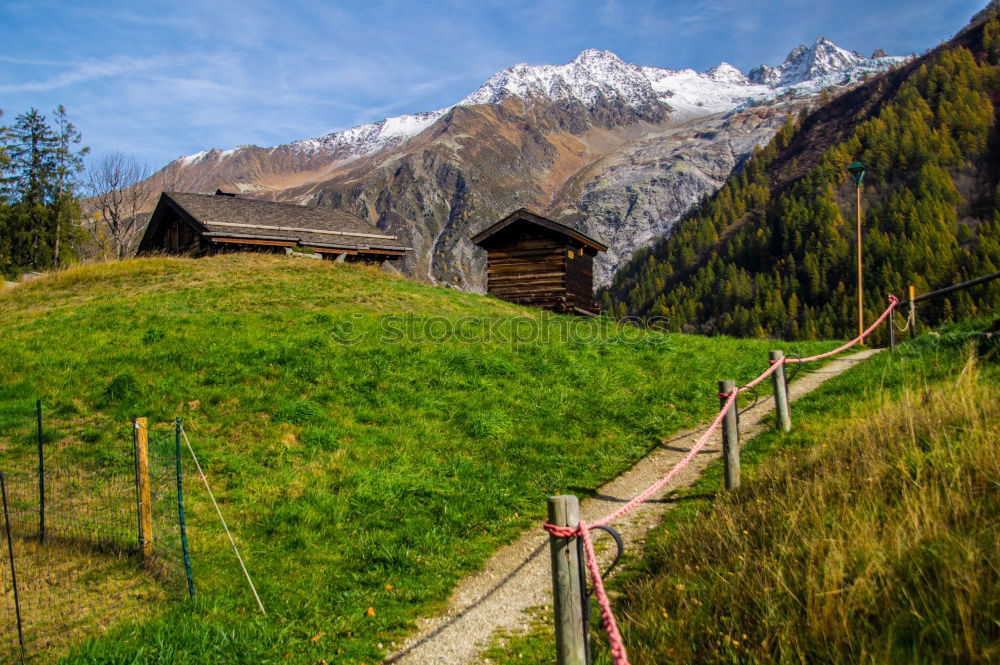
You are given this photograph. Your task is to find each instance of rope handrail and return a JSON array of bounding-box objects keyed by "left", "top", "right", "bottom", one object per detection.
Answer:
[{"left": 542, "top": 294, "right": 900, "bottom": 665}]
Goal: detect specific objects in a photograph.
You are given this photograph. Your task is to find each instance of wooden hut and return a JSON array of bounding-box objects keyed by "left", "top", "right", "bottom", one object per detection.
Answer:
[
  {"left": 138, "top": 191, "right": 410, "bottom": 262},
  {"left": 471, "top": 208, "right": 607, "bottom": 316}
]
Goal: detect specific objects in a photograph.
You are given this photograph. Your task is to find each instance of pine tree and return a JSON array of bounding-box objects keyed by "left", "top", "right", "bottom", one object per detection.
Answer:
[
  {"left": 49, "top": 106, "right": 88, "bottom": 267},
  {"left": 0, "top": 106, "right": 87, "bottom": 272}
]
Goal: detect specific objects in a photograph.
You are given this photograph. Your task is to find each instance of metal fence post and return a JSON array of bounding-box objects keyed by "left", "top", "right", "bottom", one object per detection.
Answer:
[
  {"left": 1, "top": 472, "right": 27, "bottom": 665},
  {"left": 36, "top": 399, "right": 44, "bottom": 543},
  {"left": 770, "top": 351, "right": 792, "bottom": 432},
  {"left": 548, "top": 495, "right": 586, "bottom": 665},
  {"left": 718, "top": 380, "right": 740, "bottom": 490},
  {"left": 909, "top": 285, "right": 917, "bottom": 340},
  {"left": 176, "top": 418, "right": 195, "bottom": 599}
]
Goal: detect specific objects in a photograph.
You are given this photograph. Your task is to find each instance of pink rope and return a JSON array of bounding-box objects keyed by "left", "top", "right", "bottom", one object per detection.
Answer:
[
  {"left": 590, "top": 391, "right": 736, "bottom": 529},
  {"left": 541, "top": 295, "right": 899, "bottom": 665},
  {"left": 580, "top": 522, "right": 630, "bottom": 663},
  {"left": 543, "top": 391, "right": 737, "bottom": 665},
  {"left": 786, "top": 295, "right": 899, "bottom": 363},
  {"left": 736, "top": 358, "right": 781, "bottom": 393}
]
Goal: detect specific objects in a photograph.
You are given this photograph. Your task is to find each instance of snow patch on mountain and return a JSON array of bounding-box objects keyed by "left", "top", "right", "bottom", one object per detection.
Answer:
[
  {"left": 284, "top": 109, "right": 447, "bottom": 157},
  {"left": 179, "top": 150, "right": 209, "bottom": 167},
  {"left": 643, "top": 66, "right": 771, "bottom": 118}
]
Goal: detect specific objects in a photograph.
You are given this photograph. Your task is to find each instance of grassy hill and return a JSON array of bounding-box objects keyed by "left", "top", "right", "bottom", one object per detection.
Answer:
[
  {"left": 0, "top": 255, "right": 834, "bottom": 664},
  {"left": 488, "top": 320, "right": 1000, "bottom": 664}
]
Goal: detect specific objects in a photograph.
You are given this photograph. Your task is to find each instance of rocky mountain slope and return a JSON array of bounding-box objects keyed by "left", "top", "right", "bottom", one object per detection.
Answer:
[{"left": 144, "top": 39, "right": 906, "bottom": 289}]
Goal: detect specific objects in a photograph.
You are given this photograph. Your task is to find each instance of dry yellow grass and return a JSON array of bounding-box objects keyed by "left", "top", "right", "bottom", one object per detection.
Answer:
[{"left": 618, "top": 349, "right": 1000, "bottom": 664}]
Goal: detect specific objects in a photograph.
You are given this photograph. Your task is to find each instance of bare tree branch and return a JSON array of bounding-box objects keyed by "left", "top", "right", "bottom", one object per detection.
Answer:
[{"left": 87, "top": 153, "right": 152, "bottom": 260}]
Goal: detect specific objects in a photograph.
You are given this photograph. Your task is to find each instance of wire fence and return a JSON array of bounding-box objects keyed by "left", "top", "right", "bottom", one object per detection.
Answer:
[{"left": 0, "top": 408, "right": 190, "bottom": 663}]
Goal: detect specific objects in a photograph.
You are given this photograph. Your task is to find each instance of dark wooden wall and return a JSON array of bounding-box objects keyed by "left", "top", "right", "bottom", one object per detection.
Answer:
[
  {"left": 150, "top": 210, "right": 206, "bottom": 254},
  {"left": 565, "top": 249, "right": 598, "bottom": 313},
  {"left": 484, "top": 227, "right": 599, "bottom": 315}
]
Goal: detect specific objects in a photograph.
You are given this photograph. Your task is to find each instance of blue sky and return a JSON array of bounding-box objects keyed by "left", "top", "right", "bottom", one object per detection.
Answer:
[{"left": 0, "top": 0, "right": 985, "bottom": 170}]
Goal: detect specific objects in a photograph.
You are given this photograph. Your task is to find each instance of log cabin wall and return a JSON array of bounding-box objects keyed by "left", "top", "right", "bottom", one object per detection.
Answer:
[
  {"left": 564, "top": 248, "right": 598, "bottom": 313},
  {"left": 474, "top": 210, "right": 608, "bottom": 316},
  {"left": 485, "top": 227, "right": 578, "bottom": 313}
]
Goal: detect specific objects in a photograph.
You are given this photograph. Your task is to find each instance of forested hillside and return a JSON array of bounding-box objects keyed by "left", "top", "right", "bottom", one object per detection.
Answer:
[{"left": 602, "top": 13, "right": 1000, "bottom": 340}]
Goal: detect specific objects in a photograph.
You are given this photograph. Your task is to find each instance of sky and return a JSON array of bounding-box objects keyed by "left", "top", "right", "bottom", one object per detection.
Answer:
[{"left": 0, "top": 0, "right": 987, "bottom": 170}]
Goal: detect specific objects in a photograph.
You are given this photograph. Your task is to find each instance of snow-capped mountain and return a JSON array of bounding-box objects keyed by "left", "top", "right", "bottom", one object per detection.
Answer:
[
  {"left": 171, "top": 38, "right": 905, "bottom": 170},
  {"left": 750, "top": 37, "right": 866, "bottom": 87},
  {"left": 459, "top": 48, "right": 660, "bottom": 107},
  {"left": 147, "top": 37, "right": 909, "bottom": 290}
]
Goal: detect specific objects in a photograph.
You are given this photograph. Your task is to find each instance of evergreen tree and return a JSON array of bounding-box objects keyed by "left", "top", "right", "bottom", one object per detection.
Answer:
[{"left": 0, "top": 106, "right": 87, "bottom": 274}]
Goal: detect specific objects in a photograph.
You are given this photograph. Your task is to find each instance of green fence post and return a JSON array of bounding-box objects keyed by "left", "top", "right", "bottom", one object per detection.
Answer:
[
  {"left": 36, "top": 399, "right": 44, "bottom": 544},
  {"left": 1, "top": 472, "right": 27, "bottom": 665},
  {"left": 176, "top": 418, "right": 195, "bottom": 599}
]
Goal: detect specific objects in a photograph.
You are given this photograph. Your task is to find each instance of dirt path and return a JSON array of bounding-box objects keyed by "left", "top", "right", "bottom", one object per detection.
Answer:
[{"left": 384, "top": 349, "right": 880, "bottom": 665}]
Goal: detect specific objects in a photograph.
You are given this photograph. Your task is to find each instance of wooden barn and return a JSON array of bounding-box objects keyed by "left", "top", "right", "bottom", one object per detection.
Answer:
[
  {"left": 137, "top": 191, "right": 410, "bottom": 262},
  {"left": 471, "top": 208, "right": 607, "bottom": 316}
]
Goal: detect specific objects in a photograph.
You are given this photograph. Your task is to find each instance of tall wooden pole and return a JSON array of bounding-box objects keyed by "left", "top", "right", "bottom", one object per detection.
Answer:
[
  {"left": 547, "top": 495, "right": 586, "bottom": 665},
  {"left": 857, "top": 184, "right": 864, "bottom": 341},
  {"left": 1, "top": 472, "right": 26, "bottom": 665}
]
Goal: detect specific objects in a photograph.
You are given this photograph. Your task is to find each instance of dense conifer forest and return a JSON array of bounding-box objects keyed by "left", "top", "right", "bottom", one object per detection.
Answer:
[{"left": 602, "top": 16, "right": 1000, "bottom": 341}]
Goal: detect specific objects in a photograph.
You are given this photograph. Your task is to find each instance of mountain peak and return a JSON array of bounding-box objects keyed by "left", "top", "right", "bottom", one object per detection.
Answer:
[
  {"left": 707, "top": 62, "right": 749, "bottom": 84},
  {"left": 570, "top": 48, "right": 625, "bottom": 65},
  {"left": 459, "top": 48, "right": 655, "bottom": 107},
  {"left": 749, "top": 36, "right": 867, "bottom": 87}
]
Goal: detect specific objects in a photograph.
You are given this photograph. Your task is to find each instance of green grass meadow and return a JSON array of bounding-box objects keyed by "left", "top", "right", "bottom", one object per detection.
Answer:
[{"left": 0, "top": 254, "right": 835, "bottom": 664}]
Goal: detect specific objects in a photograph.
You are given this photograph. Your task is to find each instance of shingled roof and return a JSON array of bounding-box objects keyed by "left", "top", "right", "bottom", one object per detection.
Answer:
[
  {"left": 139, "top": 192, "right": 410, "bottom": 253},
  {"left": 470, "top": 208, "right": 607, "bottom": 252}
]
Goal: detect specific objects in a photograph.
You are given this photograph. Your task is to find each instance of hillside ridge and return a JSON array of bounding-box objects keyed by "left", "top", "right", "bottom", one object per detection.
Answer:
[{"left": 603, "top": 8, "right": 1000, "bottom": 340}]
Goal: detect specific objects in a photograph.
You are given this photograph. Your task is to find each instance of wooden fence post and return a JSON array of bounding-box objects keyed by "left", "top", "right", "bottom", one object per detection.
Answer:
[
  {"left": 718, "top": 380, "right": 740, "bottom": 490},
  {"left": 548, "top": 495, "right": 586, "bottom": 665},
  {"left": 769, "top": 351, "right": 792, "bottom": 432},
  {"left": 889, "top": 315, "right": 896, "bottom": 351},
  {"left": 135, "top": 417, "right": 153, "bottom": 559},
  {"left": 909, "top": 284, "right": 917, "bottom": 340}
]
